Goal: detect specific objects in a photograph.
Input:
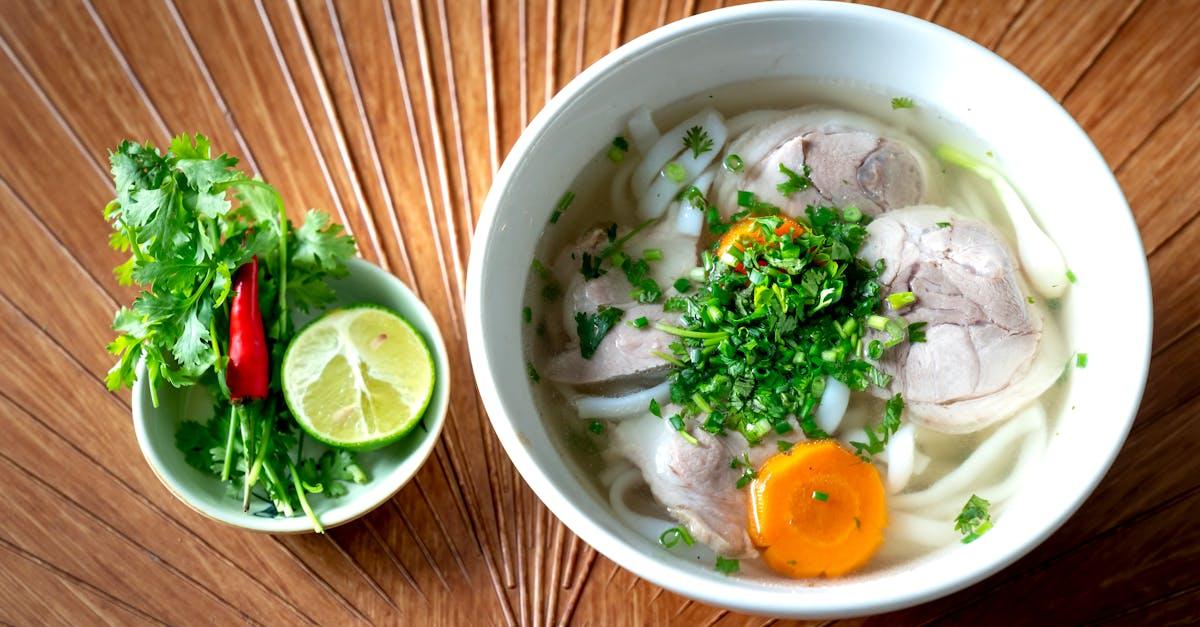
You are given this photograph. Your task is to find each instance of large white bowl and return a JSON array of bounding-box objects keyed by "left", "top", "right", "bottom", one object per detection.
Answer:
[{"left": 466, "top": 1, "right": 1151, "bottom": 618}]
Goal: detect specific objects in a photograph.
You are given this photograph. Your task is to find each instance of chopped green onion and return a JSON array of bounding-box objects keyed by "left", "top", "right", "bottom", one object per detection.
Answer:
[
  {"left": 630, "top": 316, "right": 649, "bottom": 329},
  {"left": 1027, "top": 295, "right": 1036, "bottom": 304},
  {"left": 556, "top": 190, "right": 575, "bottom": 211},
  {"left": 549, "top": 210, "right": 562, "bottom": 224},
  {"left": 936, "top": 221, "right": 951, "bottom": 229},
  {"left": 587, "top": 420, "right": 605, "bottom": 434},
  {"left": 526, "top": 362, "right": 540, "bottom": 383},
  {"left": 885, "top": 291, "right": 917, "bottom": 310},
  {"left": 723, "top": 153, "right": 744, "bottom": 172},
  {"left": 812, "top": 490, "right": 829, "bottom": 502},
  {"left": 1066, "top": 269, "right": 1077, "bottom": 284},
  {"left": 607, "top": 136, "right": 629, "bottom": 163},
  {"left": 643, "top": 248, "right": 663, "bottom": 261},
  {"left": 659, "top": 526, "right": 694, "bottom": 548},
  {"left": 668, "top": 414, "right": 698, "bottom": 445},
  {"left": 648, "top": 399, "right": 662, "bottom": 417},
  {"left": 530, "top": 258, "right": 550, "bottom": 279},
  {"left": 715, "top": 556, "right": 740, "bottom": 575},
  {"left": 673, "top": 277, "right": 691, "bottom": 293},
  {"left": 522, "top": 306, "right": 532, "bottom": 323},
  {"left": 776, "top": 440, "right": 794, "bottom": 452},
  {"left": 843, "top": 205, "right": 862, "bottom": 222},
  {"left": 866, "top": 315, "right": 890, "bottom": 331},
  {"left": 663, "top": 162, "right": 686, "bottom": 183},
  {"left": 1076, "top": 353, "right": 1088, "bottom": 368}
]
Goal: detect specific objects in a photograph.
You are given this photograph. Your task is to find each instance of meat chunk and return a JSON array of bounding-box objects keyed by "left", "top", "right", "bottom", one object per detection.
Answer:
[
  {"left": 712, "top": 109, "right": 927, "bottom": 219},
  {"left": 858, "top": 206, "right": 1067, "bottom": 433},
  {"left": 544, "top": 304, "right": 678, "bottom": 388},
  {"left": 612, "top": 412, "right": 802, "bottom": 557}
]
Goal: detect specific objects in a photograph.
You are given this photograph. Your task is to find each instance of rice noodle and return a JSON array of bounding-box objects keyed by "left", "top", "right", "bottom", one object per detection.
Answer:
[
  {"left": 569, "top": 381, "right": 672, "bottom": 419},
  {"left": 609, "top": 159, "right": 637, "bottom": 224},
  {"left": 638, "top": 110, "right": 727, "bottom": 219},
  {"left": 631, "top": 107, "right": 723, "bottom": 197},
  {"left": 815, "top": 376, "right": 851, "bottom": 435},
  {"left": 891, "top": 402, "right": 1046, "bottom": 512},
  {"left": 626, "top": 107, "right": 660, "bottom": 153},
  {"left": 609, "top": 467, "right": 675, "bottom": 543},
  {"left": 724, "top": 109, "right": 786, "bottom": 138},
  {"left": 884, "top": 423, "right": 916, "bottom": 494}
]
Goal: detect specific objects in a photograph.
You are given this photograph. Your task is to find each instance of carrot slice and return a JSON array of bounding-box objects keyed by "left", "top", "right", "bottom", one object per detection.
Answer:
[
  {"left": 747, "top": 440, "right": 887, "bottom": 578},
  {"left": 715, "top": 216, "right": 805, "bottom": 260}
]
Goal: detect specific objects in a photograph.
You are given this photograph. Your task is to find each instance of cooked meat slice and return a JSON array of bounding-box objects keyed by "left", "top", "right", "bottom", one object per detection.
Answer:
[
  {"left": 858, "top": 206, "right": 1066, "bottom": 433},
  {"left": 544, "top": 304, "right": 678, "bottom": 388},
  {"left": 712, "top": 109, "right": 927, "bottom": 219}
]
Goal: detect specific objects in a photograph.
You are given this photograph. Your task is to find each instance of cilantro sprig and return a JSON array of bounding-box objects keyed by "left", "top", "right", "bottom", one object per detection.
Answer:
[
  {"left": 683, "top": 126, "right": 715, "bottom": 159},
  {"left": 103, "top": 134, "right": 362, "bottom": 530}
]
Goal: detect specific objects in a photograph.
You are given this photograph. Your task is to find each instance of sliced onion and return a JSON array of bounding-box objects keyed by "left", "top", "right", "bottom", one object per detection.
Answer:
[{"left": 569, "top": 381, "right": 671, "bottom": 419}]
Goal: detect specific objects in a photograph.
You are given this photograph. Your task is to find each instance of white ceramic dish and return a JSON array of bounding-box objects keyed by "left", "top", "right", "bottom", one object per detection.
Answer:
[
  {"left": 466, "top": 1, "right": 1151, "bottom": 618},
  {"left": 133, "top": 257, "right": 450, "bottom": 533}
]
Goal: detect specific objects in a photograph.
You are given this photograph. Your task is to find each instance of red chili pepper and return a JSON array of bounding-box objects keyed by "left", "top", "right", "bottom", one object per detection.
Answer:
[{"left": 226, "top": 256, "right": 269, "bottom": 403}]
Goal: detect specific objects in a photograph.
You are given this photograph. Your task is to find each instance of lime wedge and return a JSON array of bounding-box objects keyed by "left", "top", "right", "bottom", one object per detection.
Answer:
[{"left": 282, "top": 304, "right": 435, "bottom": 451}]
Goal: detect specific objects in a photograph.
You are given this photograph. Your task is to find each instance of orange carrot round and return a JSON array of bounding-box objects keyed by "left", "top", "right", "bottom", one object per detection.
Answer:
[
  {"left": 716, "top": 216, "right": 805, "bottom": 260},
  {"left": 747, "top": 440, "right": 887, "bottom": 578}
]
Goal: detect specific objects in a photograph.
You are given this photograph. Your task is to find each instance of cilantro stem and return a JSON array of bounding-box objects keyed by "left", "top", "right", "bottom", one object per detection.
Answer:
[
  {"left": 259, "top": 459, "right": 293, "bottom": 517},
  {"left": 220, "top": 403, "right": 237, "bottom": 481},
  {"left": 239, "top": 406, "right": 254, "bottom": 511},
  {"left": 245, "top": 410, "right": 272, "bottom": 495},
  {"left": 600, "top": 218, "right": 657, "bottom": 259},
  {"left": 288, "top": 459, "right": 324, "bottom": 533}
]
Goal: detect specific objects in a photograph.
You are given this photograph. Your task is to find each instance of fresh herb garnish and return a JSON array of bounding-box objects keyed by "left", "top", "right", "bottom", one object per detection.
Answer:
[
  {"left": 683, "top": 125, "right": 714, "bottom": 158},
  {"left": 522, "top": 306, "right": 532, "bottom": 323},
  {"left": 936, "top": 221, "right": 951, "bottom": 229},
  {"left": 576, "top": 305, "right": 625, "bottom": 359},
  {"left": 648, "top": 398, "right": 662, "bottom": 417},
  {"left": 607, "top": 136, "right": 630, "bottom": 163},
  {"left": 659, "top": 526, "right": 695, "bottom": 548},
  {"left": 735, "top": 190, "right": 781, "bottom": 215},
  {"left": 105, "top": 134, "right": 359, "bottom": 532},
  {"left": 732, "top": 453, "right": 757, "bottom": 489},
  {"left": 630, "top": 316, "right": 650, "bottom": 329},
  {"left": 723, "top": 153, "right": 744, "bottom": 173},
  {"left": 715, "top": 556, "right": 740, "bottom": 575},
  {"left": 850, "top": 394, "right": 904, "bottom": 461},
  {"left": 907, "top": 321, "right": 927, "bottom": 343},
  {"left": 776, "top": 440, "right": 794, "bottom": 452},
  {"left": 587, "top": 420, "right": 606, "bottom": 434},
  {"left": 776, "top": 163, "right": 813, "bottom": 198},
  {"left": 1076, "top": 352, "right": 1088, "bottom": 368},
  {"left": 663, "top": 162, "right": 686, "bottom": 183},
  {"left": 885, "top": 291, "right": 917, "bottom": 310},
  {"left": 549, "top": 191, "right": 575, "bottom": 224},
  {"left": 1066, "top": 269, "right": 1077, "bottom": 284},
  {"left": 655, "top": 207, "right": 897, "bottom": 444},
  {"left": 580, "top": 252, "right": 606, "bottom": 280},
  {"left": 526, "top": 361, "right": 541, "bottom": 383},
  {"left": 955, "top": 494, "right": 993, "bottom": 543},
  {"left": 812, "top": 490, "right": 829, "bottom": 502},
  {"left": 891, "top": 97, "right": 915, "bottom": 110}
]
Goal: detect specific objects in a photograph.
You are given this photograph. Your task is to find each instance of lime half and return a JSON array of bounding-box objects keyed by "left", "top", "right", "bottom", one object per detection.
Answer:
[{"left": 282, "top": 304, "right": 435, "bottom": 451}]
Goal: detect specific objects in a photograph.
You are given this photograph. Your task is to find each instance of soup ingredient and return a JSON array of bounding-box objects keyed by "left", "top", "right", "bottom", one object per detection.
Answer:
[
  {"left": 632, "top": 108, "right": 728, "bottom": 219},
  {"left": 608, "top": 136, "right": 630, "bottom": 163},
  {"left": 659, "top": 526, "right": 695, "bottom": 548},
  {"left": 683, "top": 126, "right": 715, "bottom": 158},
  {"left": 859, "top": 206, "right": 1067, "bottom": 434},
  {"left": 890, "top": 97, "right": 915, "bottom": 110},
  {"left": 715, "top": 556, "right": 740, "bottom": 575},
  {"left": 849, "top": 394, "right": 904, "bottom": 461},
  {"left": 227, "top": 256, "right": 269, "bottom": 402},
  {"left": 936, "top": 145, "right": 1068, "bottom": 298},
  {"left": 658, "top": 208, "right": 901, "bottom": 443},
  {"left": 549, "top": 191, "right": 576, "bottom": 224},
  {"left": 747, "top": 440, "right": 887, "bottom": 578},
  {"left": 712, "top": 109, "right": 927, "bottom": 220},
  {"left": 612, "top": 412, "right": 785, "bottom": 557},
  {"left": 714, "top": 214, "right": 805, "bottom": 260},
  {"left": 547, "top": 304, "right": 679, "bottom": 386},
  {"left": 104, "top": 134, "right": 360, "bottom": 531},
  {"left": 576, "top": 305, "right": 625, "bottom": 359},
  {"left": 954, "top": 494, "right": 993, "bottom": 543},
  {"left": 775, "top": 163, "right": 813, "bottom": 197},
  {"left": 282, "top": 305, "right": 435, "bottom": 451}
]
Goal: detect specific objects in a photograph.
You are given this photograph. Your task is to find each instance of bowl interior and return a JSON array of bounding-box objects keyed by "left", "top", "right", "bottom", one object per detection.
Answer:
[
  {"left": 467, "top": 1, "right": 1150, "bottom": 618},
  {"left": 134, "top": 257, "right": 450, "bottom": 533}
]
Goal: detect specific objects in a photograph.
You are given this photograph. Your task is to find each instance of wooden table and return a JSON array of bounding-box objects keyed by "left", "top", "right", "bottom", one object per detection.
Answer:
[{"left": 1, "top": 0, "right": 1196, "bottom": 624}]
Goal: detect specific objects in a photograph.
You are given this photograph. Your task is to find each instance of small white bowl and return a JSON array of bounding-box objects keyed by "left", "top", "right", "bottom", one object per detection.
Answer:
[
  {"left": 133, "top": 257, "right": 450, "bottom": 533},
  {"left": 467, "top": 1, "right": 1151, "bottom": 618}
]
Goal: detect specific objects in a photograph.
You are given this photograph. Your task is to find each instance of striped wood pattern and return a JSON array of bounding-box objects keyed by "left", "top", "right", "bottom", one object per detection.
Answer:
[{"left": 0, "top": 0, "right": 1198, "bottom": 624}]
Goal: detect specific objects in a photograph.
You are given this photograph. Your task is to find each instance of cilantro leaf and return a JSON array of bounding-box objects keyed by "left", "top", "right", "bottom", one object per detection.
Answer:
[
  {"left": 776, "top": 163, "right": 813, "bottom": 197},
  {"left": 954, "top": 494, "right": 993, "bottom": 543},
  {"left": 575, "top": 305, "right": 625, "bottom": 359},
  {"left": 851, "top": 394, "right": 904, "bottom": 460},
  {"left": 293, "top": 209, "right": 356, "bottom": 274},
  {"left": 682, "top": 126, "right": 714, "bottom": 159},
  {"left": 891, "top": 97, "right": 915, "bottom": 110}
]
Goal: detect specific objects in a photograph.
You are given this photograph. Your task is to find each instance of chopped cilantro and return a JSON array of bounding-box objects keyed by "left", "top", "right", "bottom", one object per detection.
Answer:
[
  {"left": 850, "top": 394, "right": 904, "bottom": 461},
  {"left": 891, "top": 96, "right": 915, "bottom": 110},
  {"left": 522, "top": 306, "right": 532, "bottom": 323},
  {"left": 587, "top": 420, "right": 605, "bottom": 435},
  {"left": 776, "top": 163, "right": 813, "bottom": 197},
  {"left": 908, "top": 321, "right": 927, "bottom": 343},
  {"left": 607, "top": 136, "right": 629, "bottom": 163},
  {"left": 580, "top": 252, "right": 606, "bottom": 280},
  {"left": 648, "top": 398, "right": 662, "bottom": 417},
  {"left": 955, "top": 494, "right": 993, "bottom": 543},
  {"left": 673, "top": 277, "right": 691, "bottom": 293},
  {"left": 526, "top": 362, "right": 540, "bottom": 383},
  {"left": 575, "top": 305, "right": 624, "bottom": 359}
]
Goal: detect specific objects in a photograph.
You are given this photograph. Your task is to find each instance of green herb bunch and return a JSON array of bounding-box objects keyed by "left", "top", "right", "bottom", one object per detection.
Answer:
[
  {"left": 103, "top": 134, "right": 362, "bottom": 529},
  {"left": 657, "top": 204, "right": 906, "bottom": 453}
]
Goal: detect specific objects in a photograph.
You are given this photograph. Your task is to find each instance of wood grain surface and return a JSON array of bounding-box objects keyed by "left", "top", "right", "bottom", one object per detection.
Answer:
[{"left": 1, "top": 0, "right": 1197, "bottom": 624}]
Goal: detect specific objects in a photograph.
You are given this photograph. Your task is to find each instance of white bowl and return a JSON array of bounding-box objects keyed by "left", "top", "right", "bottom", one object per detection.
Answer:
[
  {"left": 466, "top": 1, "right": 1151, "bottom": 618},
  {"left": 133, "top": 258, "right": 450, "bottom": 533}
]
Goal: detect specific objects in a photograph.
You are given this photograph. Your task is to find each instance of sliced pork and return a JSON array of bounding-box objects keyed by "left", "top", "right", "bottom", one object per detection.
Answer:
[
  {"left": 858, "top": 206, "right": 1067, "bottom": 433},
  {"left": 712, "top": 109, "right": 927, "bottom": 219}
]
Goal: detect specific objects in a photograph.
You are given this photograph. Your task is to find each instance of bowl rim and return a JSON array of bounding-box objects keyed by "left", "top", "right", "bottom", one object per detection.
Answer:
[
  {"left": 132, "top": 256, "right": 451, "bottom": 534},
  {"left": 466, "top": 0, "right": 1151, "bottom": 618}
]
